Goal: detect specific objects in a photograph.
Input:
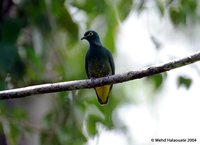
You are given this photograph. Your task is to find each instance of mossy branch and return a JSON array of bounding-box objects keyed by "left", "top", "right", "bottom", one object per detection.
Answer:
[{"left": 0, "top": 51, "right": 200, "bottom": 100}]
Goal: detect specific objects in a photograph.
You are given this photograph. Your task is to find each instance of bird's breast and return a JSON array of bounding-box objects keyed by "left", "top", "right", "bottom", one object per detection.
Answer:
[
  {"left": 86, "top": 48, "right": 113, "bottom": 78},
  {"left": 88, "top": 63, "right": 111, "bottom": 77}
]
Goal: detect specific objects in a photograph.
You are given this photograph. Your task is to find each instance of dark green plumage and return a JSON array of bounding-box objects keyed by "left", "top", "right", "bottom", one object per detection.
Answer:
[{"left": 81, "top": 30, "right": 115, "bottom": 104}]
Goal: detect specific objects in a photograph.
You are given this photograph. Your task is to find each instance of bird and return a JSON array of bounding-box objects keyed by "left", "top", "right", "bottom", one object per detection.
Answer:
[{"left": 81, "top": 30, "right": 115, "bottom": 104}]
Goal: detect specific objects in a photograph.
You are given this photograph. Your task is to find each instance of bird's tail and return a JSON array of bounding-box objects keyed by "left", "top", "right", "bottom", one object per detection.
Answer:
[{"left": 94, "top": 85, "right": 112, "bottom": 104}]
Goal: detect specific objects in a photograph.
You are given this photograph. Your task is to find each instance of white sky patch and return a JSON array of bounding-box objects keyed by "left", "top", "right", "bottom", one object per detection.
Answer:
[
  {"left": 117, "top": 104, "right": 156, "bottom": 145},
  {"left": 154, "top": 68, "right": 200, "bottom": 138},
  {"left": 87, "top": 129, "right": 128, "bottom": 145},
  {"left": 116, "top": 12, "right": 157, "bottom": 70}
]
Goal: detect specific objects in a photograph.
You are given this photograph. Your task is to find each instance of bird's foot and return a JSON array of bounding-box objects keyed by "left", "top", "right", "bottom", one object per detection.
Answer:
[{"left": 90, "top": 77, "right": 96, "bottom": 85}]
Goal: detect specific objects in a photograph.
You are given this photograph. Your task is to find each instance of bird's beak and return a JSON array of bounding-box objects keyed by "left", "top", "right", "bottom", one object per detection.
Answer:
[{"left": 81, "top": 36, "right": 86, "bottom": 40}]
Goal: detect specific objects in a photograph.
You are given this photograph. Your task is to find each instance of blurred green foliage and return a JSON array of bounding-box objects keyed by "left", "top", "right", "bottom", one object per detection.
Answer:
[
  {"left": 0, "top": 102, "right": 28, "bottom": 145},
  {"left": 177, "top": 76, "right": 192, "bottom": 89},
  {"left": 147, "top": 73, "right": 167, "bottom": 91},
  {"left": 0, "top": 0, "right": 198, "bottom": 144},
  {"left": 169, "top": 0, "right": 197, "bottom": 25}
]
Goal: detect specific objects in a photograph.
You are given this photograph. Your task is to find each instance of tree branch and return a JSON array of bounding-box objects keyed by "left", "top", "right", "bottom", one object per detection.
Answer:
[{"left": 0, "top": 51, "right": 200, "bottom": 100}]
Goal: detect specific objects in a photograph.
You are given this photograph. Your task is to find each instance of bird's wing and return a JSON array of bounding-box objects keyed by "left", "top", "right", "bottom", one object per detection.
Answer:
[
  {"left": 108, "top": 50, "right": 115, "bottom": 75},
  {"left": 95, "top": 48, "right": 115, "bottom": 105},
  {"left": 85, "top": 52, "right": 89, "bottom": 78}
]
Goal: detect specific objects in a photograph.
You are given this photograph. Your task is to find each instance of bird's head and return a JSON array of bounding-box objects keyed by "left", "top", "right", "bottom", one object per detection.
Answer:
[{"left": 81, "top": 30, "right": 101, "bottom": 44}]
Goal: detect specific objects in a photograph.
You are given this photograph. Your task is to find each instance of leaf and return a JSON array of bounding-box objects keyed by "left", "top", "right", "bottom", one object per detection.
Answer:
[
  {"left": 51, "top": 0, "right": 79, "bottom": 43},
  {"left": 0, "top": 43, "right": 25, "bottom": 79},
  {"left": 169, "top": 6, "right": 186, "bottom": 25},
  {"left": 0, "top": 81, "right": 6, "bottom": 90},
  {"left": 147, "top": 73, "right": 167, "bottom": 90},
  {"left": 97, "top": 97, "right": 119, "bottom": 129},
  {"left": 21, "top": 0, "right": 51, "bottom": 33},
  {"left": 188, "top": 0, "right": 197, "bottom": 12},
  {"left": 0, "top": 101, "right": 7, "bottom": 115},
  {"left": 0, "top": 18, "right": 23, "bottom": 44},
  {"left": 177, "top": 76, "right": 192, "bottom": 89},
  {"left": 181, "top": 0, "right": 197, "bottom": 13},
  {"left": 71, "top": 0, "right": 106, "bottom": 14},
  {"left": 11, "top": 107, "right": 27, "bottom": 120},
  {"left": 156, "top": 0, "right": 165, "bottom": 16},
  {"left": 26, "top": 47, "right": 43, "bottom": 69},
  {"left": 104, "top": 28, "right": 116, "bottom": 52},
  {"left": 9, "top": 123, "right": 21, "bottom": 145},
  {"left": 86, "top": 114, "right": 103, "bottom": 136},
  {"left": 117, "top": 0, "right": 133, "bottom": 20},
  {"left": 0, "top": 123, "right": 4, "bottom": 134}
]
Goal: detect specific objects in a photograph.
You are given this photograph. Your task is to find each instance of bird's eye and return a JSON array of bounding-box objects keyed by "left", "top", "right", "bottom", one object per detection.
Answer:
[{"left": 89, "top": 32, "right": 93, "bottom": 36}]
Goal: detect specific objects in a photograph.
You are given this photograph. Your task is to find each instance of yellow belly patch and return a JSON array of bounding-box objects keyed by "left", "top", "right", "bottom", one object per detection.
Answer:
[{"left": 95, "top": 85, "right": 111, "bottom": 104}]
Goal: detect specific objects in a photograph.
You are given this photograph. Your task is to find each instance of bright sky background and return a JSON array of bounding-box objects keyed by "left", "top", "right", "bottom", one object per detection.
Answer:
[{"left": 88, "top": 4, "right": 200, "bottom": 145}]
